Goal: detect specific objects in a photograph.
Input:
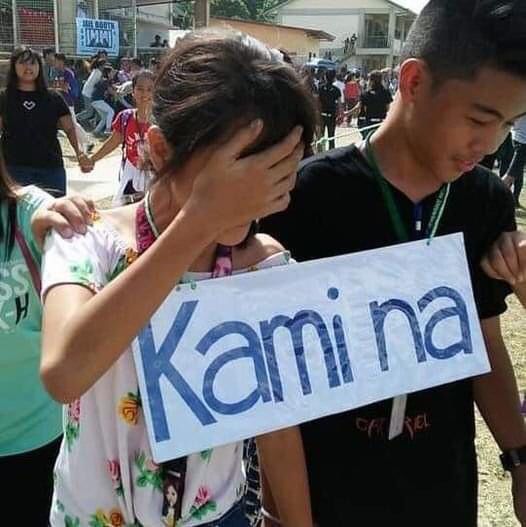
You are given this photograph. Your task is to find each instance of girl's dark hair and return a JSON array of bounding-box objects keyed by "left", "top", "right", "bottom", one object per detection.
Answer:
[
  {"left": 0, "top": 151, "right": 18, "bottom": 259},
  {"left": 153, "top": 31, "right": 318, "bottom": 178},
  {"left": 368, "top": 70, "right": 383, "bottom": 91},
  {"left": 91, "top": 58, "right": 106, "bottom": 71},
  {"left": 132, "top": 69, "right": 155, "bottom": 88},
  {"left": 101, "top": 65, "right": 113, "bottom": 79},
  {"left": 7, "top": 47, "right": 47, "bottom": 96}
]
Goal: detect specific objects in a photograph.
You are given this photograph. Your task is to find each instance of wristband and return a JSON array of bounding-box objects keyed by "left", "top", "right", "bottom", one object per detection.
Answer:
[{"left": 500, "top": 446, "right": 526, "bottom": 471}]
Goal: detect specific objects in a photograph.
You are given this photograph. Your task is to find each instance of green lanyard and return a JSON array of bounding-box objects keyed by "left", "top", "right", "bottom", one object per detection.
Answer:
[{"left": 364, "top": 136, "right": 450, "bottom": 244}]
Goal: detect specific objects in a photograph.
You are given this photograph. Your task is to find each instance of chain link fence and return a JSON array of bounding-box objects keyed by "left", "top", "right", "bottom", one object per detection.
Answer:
[
  {"left": 0, "top": 1, "right": 179, "bottom": 61},
  {"left": 0, "top": 0, "right": 56, "bottom": 53}
]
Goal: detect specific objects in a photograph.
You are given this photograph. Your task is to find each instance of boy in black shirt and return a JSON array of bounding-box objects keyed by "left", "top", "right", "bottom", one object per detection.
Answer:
[
  {"left": 262, "top": 1, "right": 526, "bottom": 525},
  {"left": 318, "top": 69, "right": 342, "bottom": 150}
]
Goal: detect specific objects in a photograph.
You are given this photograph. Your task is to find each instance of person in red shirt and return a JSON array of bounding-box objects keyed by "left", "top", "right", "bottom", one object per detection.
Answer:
[
  {"left": 84, "top": 70, "right": 155, "bottom": 204},
  {"left": 344, "top": 72, "right": 361, "bottom": 126}
]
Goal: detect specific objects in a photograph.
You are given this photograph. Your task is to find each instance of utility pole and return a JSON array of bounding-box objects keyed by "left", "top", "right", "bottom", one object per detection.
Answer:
[
  {"left": 132, "top": 0, "right": 137, "bottom": 57},
  {"left": 194, "top": 0, "right": 209, "bottom": 28}
]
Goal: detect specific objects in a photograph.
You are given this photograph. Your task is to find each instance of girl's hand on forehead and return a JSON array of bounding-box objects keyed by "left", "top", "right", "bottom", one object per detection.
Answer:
[{"left": 186, "top": 120, "right": 304, "bottom": 233}]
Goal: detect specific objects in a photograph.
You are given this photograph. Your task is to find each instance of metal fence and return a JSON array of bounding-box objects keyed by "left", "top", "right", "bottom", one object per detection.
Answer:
[
  {"left": 0, "top": 0, "right": 179, "bottom": 61},
  {"left": 0, "top": 0, "right": 56, "bottom": 52}
]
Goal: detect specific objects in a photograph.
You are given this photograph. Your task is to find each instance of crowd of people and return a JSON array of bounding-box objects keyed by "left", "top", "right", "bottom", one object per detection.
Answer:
[
  {"left": 0, "top": 47, "right": 163, "bottom": 205},
  {"left": 310, "top": 66, "right": 395, "bottom": 149},
  {"left": 0, "top": 1, "right": 525, "bottom": 527}
]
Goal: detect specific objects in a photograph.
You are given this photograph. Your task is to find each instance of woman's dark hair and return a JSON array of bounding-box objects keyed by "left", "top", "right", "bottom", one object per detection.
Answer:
[
  {"left": 368, "top": 70, "right": 383, "bottom": 91},
  {"left": 101, "top": 65, "right": 113, "bottom": 79},
  {"left": 153, "top": 31, "right": 318, "bottom": 178},
  {"left": 91, "top": 58, "right": 106, "bottom": 71},
  {"left": 7, "top": 47, "right": 47, "bottom": 96},
  {"left": 0, "top": 151, "right": 19, "bottom": 259},
  {"left": 401, "top": 0, "right": 526, "bottom": 85},
  {"left": 132, "top": 69, "right": 155, "bottom": 88}
]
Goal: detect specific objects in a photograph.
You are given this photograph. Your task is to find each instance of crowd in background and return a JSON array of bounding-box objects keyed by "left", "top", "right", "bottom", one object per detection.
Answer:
[{"left": 41, "top": 48, "right": 163, "bottom": 141}]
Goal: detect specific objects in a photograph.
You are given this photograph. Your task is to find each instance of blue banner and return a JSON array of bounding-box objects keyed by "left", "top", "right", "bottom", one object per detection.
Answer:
[{"left": 76, "top": 18, "right": 119, "bottom": 57}]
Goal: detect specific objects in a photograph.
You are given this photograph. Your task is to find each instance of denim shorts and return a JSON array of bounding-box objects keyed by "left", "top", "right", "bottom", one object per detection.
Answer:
[
  {"left": 7, "top": 165, "right": 66, "bottom": 197},
  {"left": 199, "top": 500, "right": 249, "bottom": 527}
]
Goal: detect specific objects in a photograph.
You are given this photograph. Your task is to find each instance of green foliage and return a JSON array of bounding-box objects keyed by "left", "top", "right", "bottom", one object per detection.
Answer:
[
  {"left": 174, "top": 0, "right": 286, "bottom": 28},
  {"left": 212, "top": 0, "right": 285, "bottom": 21}
]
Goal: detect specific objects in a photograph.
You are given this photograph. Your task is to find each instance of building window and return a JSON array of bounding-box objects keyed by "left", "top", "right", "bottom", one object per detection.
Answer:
[{"left": 363, "top": 13, "right": 389, "bottom": 48}]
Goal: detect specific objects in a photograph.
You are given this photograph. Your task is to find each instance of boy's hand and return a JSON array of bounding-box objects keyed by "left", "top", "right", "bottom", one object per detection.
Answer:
[{"left": 482, "top": 231, "right": 526, "bottom": 286}]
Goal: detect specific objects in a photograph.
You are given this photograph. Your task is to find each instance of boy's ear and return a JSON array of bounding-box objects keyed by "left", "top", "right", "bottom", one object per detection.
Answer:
[{"left": 398, "top": 58, "right": 431, "bottom": 104}]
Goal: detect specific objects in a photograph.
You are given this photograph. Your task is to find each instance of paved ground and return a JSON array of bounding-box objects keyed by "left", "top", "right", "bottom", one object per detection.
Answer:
[{"left": 66, "top": 152, "right": 121, "bottom": 202}]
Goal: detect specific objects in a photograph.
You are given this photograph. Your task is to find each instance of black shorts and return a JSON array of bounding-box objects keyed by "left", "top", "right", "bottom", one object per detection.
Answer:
[{"left": 0, "top": 436, "right": 62, "bottom": 526}]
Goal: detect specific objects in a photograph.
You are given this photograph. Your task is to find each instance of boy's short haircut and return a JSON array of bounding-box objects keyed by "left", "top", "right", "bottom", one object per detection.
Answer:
[
  {"left": 401, "top": 0, "right": 526, "bottom": 84},
  {"left": 325, "top": 68, "right": 336, "bottom": 83}
]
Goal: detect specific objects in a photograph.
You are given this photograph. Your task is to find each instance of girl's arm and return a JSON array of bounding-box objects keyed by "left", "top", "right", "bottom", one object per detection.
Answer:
[
  {"left": 42, "top": 206, "right": 219, "bottom": 403},
  {"left": 89, "top": 131, "right": 123, "bottom": 164},
  {"left": 41, "top": 122, "right": 304, "bottom": 403},
  {"left": 58, "top": 114, "right": 84, "bottom": 161},
  {"left": 256, "top": 426, "right": 313, "bottom": 527}
]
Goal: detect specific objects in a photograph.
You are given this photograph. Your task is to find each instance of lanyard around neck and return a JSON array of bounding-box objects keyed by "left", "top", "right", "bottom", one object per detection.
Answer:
[{"left": 364, "top": 136, "right": 450, "bottom": 244}]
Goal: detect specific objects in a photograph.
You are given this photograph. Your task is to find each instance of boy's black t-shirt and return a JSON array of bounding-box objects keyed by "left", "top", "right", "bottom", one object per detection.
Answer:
[
  {"left": 0, "top": 89, "right": 69, "bottom": 169},
  {"left": 260, "top": 145, "right": 516, "bottom": 525},
  {"left": 91, "top": 79, "right": 110, "bottom": 102},
  {"left": 361, "top": 87, "right": 393, "bottom": 120},
  {"left": 318, "top": 83, "right": 341, "bottom": 114}
]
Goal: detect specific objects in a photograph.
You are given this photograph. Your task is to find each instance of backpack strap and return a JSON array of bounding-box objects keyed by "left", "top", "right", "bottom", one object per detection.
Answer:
[{"left": 14, "top": 221, "right": 41, "bottom": 296}]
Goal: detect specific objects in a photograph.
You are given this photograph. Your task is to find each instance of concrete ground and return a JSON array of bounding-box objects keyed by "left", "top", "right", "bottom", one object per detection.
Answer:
[{"left": 66, "top": 152, "right": 121, "bottom": 202}]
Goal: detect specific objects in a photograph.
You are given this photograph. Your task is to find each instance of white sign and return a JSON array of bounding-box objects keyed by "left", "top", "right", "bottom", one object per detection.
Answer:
[
  {"left": 132, "top": 233, "right": 489, "bottom": 462},
  {"left": 76, "top": 18, "right": 119, "bottom": 57}
]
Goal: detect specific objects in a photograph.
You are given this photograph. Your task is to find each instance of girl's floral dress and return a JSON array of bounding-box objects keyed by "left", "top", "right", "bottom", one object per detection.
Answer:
[{"left": 42, "top": 216, "right": 291, "bottom": 527}]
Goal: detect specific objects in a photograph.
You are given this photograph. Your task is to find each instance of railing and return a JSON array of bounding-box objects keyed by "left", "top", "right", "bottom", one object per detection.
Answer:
[{"left": 361, "top": 35, "right": 390, "bottom": 49}]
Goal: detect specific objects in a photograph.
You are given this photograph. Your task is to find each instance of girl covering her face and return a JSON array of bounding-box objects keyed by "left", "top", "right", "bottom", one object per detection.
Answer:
[{"left": 42, "top": 31, "right": 317, "bottom": 527}]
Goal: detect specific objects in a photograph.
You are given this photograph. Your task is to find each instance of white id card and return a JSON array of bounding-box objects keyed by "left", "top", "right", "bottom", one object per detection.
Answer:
[{"left": 388, "top": 394, "right": 407, "bottom": 440}]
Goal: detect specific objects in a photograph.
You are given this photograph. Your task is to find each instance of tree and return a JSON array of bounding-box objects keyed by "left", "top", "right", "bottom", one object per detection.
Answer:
[
  {"left": 211, "top": 0, "right": 285, "bottom": 21},
  {"left": 174, "top": 0, "right": 286, "bottom": 28}
]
